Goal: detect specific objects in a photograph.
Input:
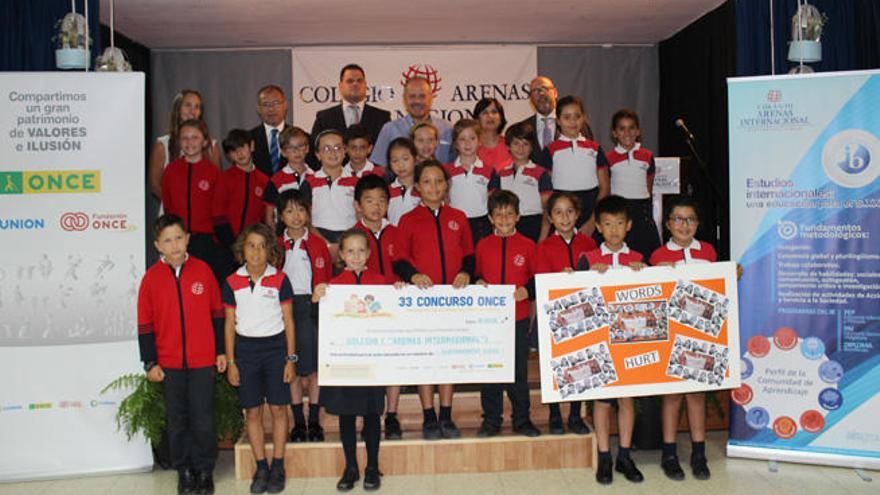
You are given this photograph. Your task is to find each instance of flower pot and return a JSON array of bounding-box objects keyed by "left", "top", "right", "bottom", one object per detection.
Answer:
[{"left": 56, "top": 48, "right": 89, "bottom": 70}]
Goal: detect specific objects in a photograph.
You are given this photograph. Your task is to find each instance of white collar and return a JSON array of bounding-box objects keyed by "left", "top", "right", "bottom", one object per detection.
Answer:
[
  {"left": 344, "top": 160, "right": 376, "bottom": 177},
  {"left": 315, "top": 167, "right": 350, "bottom": 180},
  {"left": 361, "top": 219, "right": 390, "bottom": 236},
  {"left": 666, "top": 239, "right": 700, "bottom": 252},
  {"left": 160, "top": 253, "right": 189, "bottom": 276},
  {"left": 283, "top": 229, "right": 309, "bottom": 244},
  {"left": 509, "top": 160, "right": 535, "bottom": 172},
  {"left": 236, "top": 264, "right": 277, "bottom": 280},
  {"left": 263, "top": 122, "right": 284, "bottom": 134},
  {"left": 343, "top": 100, "right": 365, "bottom": 111},
  {"left": 559, "top": 134, "right": 585, "bottom": 143},
  {"left": 282, "top": 164, "right": 312, "bottom": 176},
  {"left": 554, "top": 230, "right": 576, "bottom": 244},
  {"left": 614, "top": 142, "right": 641, "bottom": 155},
  {"left": 454, "top": 156, "right": 485, "bottom": 169},
  {"left": 600, "top": 243, "right": 630, "bottom": 255}
]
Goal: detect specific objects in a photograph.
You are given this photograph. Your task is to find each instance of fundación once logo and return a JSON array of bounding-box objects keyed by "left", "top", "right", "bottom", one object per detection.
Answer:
[
  {"left": 821, "top": 129, "right": 880, "bottom": 188},
  {"left": 0, "top": 170, "right": 100, "bottom": 195},
  {"left": 59, "top": 211, "right": 134, "bottom": 232}
]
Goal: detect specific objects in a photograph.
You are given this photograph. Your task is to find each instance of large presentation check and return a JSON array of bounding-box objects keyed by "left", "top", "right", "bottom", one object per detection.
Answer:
[
  {"left": 318, "top": 285, "right": 516, "bottom": 386},
  {"left": 536, "top": 262, "right": 742, "bottom": 402}
]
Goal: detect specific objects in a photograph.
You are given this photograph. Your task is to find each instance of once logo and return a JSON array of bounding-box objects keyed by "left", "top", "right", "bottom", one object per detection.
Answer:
[
  {"left": 821, "top": 129, "right": 880, "bottom": 188},
  {"left": 60, "top": 212, "right": 89, "bottom": 231},
  {"left": 0, "top": 170, "right": 101, "bottom": 195}
]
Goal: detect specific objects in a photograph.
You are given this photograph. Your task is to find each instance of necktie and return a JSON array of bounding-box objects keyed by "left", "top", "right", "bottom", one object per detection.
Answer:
[
  {"left": 347, "top": 105, "right": 361, "bottom": 126},
  {"left": 542, "top": 117, "right": 553, "bottom": 148},
  {"left": 269, "top": 128, "right": 280, "bottom": 173}
]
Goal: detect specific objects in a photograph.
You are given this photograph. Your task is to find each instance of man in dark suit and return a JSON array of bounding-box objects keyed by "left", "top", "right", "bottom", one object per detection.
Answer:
[
  {"left": 311, "top": 64, "right": 391, "bottom": 149},
  {"left": 249, "top": 84, "right": 290, "bottom": 177},
  {"left": 513, "top": 76, "right": 558, "bottom": 168}
]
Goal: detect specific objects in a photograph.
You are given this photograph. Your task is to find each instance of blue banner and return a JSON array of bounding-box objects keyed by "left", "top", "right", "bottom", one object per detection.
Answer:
[{"left": 727, "top": 70, "right": 880, "bottom": 468}]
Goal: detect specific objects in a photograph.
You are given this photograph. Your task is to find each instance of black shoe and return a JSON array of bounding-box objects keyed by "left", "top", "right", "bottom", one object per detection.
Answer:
[
  {"left": 661, "top": 455, "right": 685, "bottom": 481},
  {"left": 690, "top": 455, "right": 711, "bottom": 480},
  {"left": 513, "top": 421, "right": 541, "bottom": 437},
  {"left": 308, "top": 422, "right": 325, "bottom": 442},
  {"left": 250, "top": 467, "right": 270, "bottom": 494},
  {"left": 477, "top": 421, "right": 501, "bottom": 438},
  {"left": 423, "top": 419, "right": 441, "bottom": 440},
  {"left": 548, "top": 414, "right": 564, "bottom": 435},
  {"left": 194, "top": 470, "right": 214, "bottom": 494},
  {"left": 596, "top": 456, "right": 613, "bottom": 485},
  {"left": 615, "top": 456, "right": 644, "bottom": 483},
  {"left": 266, "top": 464, "right": 285, "bottom": 493},
  {"left": 363, "top": 466, "right": 382, "bottom": 491},
  {"left": 384, "top": 415, "right": 402, "bottom": 440},
  {"left": 289, "top": 424, "right": 307, "bottom": 443},
  {"left": 567, "top": 416, "right": 589, "bottom": 435},
  {"left": 439, "top": 419, "right": 461, "bottom": 439},
  {"left": 177, "top": 468, "right": 196, "bottom": 495},
  {"left": 336, "top": 467, "right": 360, "bottom": 492}
]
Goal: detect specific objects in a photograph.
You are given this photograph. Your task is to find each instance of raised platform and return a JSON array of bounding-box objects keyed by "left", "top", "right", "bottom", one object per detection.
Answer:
[{"left": 234, "top": 428, "right": 595, "bottom": 479}]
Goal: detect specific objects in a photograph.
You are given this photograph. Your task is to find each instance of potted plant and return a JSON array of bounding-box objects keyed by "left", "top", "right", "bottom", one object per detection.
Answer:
[
  {"left": 102, "top": 373, "right": 244, "bottom": 467},
  {"left": 53, "top": 11, "right": 90, "bottom": 70}
]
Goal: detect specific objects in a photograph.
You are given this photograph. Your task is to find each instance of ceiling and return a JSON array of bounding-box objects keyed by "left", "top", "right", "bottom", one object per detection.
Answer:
[{"left": 99, "top": 0, "right": 726, "bottom": 49}]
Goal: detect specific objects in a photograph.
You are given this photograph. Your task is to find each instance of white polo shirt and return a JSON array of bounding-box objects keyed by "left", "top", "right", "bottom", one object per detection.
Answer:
[
  {"left": 388, "top": 178, "right": 420, "bottom": 226},
  {"left": 498, "top": 161, "right": 553, "bottom": 216},
  {"left": 305, "top": 168, "right": 359, "bottom": 231},
  {"left": 606, "top": 143, "right": 655, "bottom": 200},
  {"left": 546, "top": 135, "right": 608, "bottom": 191},
  {"left": 445, "top": 157, "right": 500, "bottom": 218},
  {"left": 222, "top": 265, "right": 293, "bottom": 338}
]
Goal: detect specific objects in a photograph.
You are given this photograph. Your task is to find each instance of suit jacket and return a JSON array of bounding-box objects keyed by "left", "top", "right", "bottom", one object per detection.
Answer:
[
  {"left": 513, "top": 115, "right": 552, "bottom": 169},
  {"left": 249, "top": 123, "right": 290, "bottom": 177},
  {"left": 311, "top": 103, "right": 391, "bottom": 147}
]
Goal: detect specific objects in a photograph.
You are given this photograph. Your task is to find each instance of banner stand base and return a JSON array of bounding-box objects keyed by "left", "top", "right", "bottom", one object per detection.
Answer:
[
  {"left": 727, "top": 444, "right": 880, "bottom": 471},
  {"left": 854, "top": 469, "right": 873, "bottom": 482}
]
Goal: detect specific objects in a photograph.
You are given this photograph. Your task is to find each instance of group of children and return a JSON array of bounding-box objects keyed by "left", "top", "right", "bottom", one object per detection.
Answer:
[{"left": 140, "top": 90, "right": 719, "bottom": 494}]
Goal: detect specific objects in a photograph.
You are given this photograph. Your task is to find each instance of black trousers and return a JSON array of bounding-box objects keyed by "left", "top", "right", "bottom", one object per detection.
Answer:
[
  {"left": 480, "top": 319, "right": 531, "bottom": 427},
  {"left": 339, "top": 414, "right": 380, "bottom": 470},
  {"left": 163, "top": 367, "right": 217, "bottom": 472}
]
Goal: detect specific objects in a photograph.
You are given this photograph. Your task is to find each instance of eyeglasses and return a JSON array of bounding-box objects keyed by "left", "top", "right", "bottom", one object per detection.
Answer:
[
  {"left": 320, "top": 144, "right": 344, "bottom": 153},
  {"left": 670, "top": 216, "right": 699, "bottom": 226},
  {"left": 531, "top": 85, "right": 555, "bottom": 94},
  {"left": 259, "top": 100, "right": 284, "bottom": 109}
]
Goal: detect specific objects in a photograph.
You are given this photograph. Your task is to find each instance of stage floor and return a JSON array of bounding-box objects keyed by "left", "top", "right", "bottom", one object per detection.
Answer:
[{"left": 1, "top": 432, "right": 876, "bottom": 494}]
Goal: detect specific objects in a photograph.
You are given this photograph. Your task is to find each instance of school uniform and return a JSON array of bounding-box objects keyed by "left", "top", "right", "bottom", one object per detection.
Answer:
[
  {"left": 546, "top": 135, "right": 609, "bottom": 228},
  {"left": 605, "top": 143, "right": 661, "bottom": 257},
  {"left": 584, "top": 243, "right": 644, "bottom": 270},
  {"left": 445, "top": 158, "right": 500, "bottom": 244},
  {"left": 649, "top": 239, "right": 717, "bottom": 266},
  {"left": 320, "top": 269, "right": 388, "bottom": 416},
  {"left": 394, "top": 204, "right": 475, "bottom": 284},
  {"left": 222, "top": 265, "right": 294, "bottom": 409},
  {"left": 387, "top": 178, "right": 420, "bottom": 226},
  {"left": 304, "top": 169, "right": 359, "bottom": 242},
  {"left": 475, "top": 232, "right": 536, "bottom": 428},
  {"left": 343, "top": 160, "right": 385, "bottom": 179},
  {"left": 279, "top": 230, "right": 333, "bottom": 376},
  {"left": 498, "top": 161, "right": 553, "bottom": 242},
  {"left": 137, "top": 254, "right": 224, "bottom": 472},
  {"left": 213, "top": 166, "right": 269, "bottom": 281},
  {"left": 263, "top": 165, "right": 314, "bottom": 208},
  {"left": 161, "top": 157, "right": 224, "bottom": 278},
  {"left": 355, "top": 220, "right": 401, "bottom": 284},
  {"left": 535, "top": 232, "right": 597, "bottom": 274}
]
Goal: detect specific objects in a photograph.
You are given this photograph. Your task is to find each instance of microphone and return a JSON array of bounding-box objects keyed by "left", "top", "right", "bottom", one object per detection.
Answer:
[{"left": 675, "top": 118, "right": 695, "bottom": 142}]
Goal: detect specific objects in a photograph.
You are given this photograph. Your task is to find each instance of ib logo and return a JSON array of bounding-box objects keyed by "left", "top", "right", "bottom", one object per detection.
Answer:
[
  {"left": 777, "top": 220, "right": 798, "bottom": 240},
  {"left": 821, "top": 129, "right": 880, "bottom": 188}
]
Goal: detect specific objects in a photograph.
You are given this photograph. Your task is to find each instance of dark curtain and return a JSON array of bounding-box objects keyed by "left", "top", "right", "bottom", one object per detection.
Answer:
[
  {"left": 736, "top": 0, "right": 862, "bottom": 76},
  {"left": 1, "top": 0, "right": 101, "bottom": 71},
  {"left": 855, "top": 0, "right": 880, "bottom": 69},
  {"left": 658, "top": 1, "right": 736, "bottom": 260}
]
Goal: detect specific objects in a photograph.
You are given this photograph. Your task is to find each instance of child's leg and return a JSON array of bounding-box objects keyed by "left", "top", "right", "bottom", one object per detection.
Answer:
[
  {"left": 617, "top": 397, "right": 635, "bottom": 451},
  {"left": 187, "top": 367, "right": 218, "bottom": 474},
  {"left": 509, "top": 319, "right": 532, "bottom": 427},
  {"left": 685, "top": 393, "right": 706, "bottom": 443},
  {"left": 593, "top": 401, "right": 613, "bottom": 452},
  {"left": 662, "top": 394, "right": 684, "bottom": 446},
  {"left": 246, "top": 406, "right": 267, "bottom": 462},
  {"left": 290, "top": 377, "right": 305, "bottom": 427},
  {"left": 385, "top": 386, "right": 401, "bottom": 413},
  {"left": 418, "top": 384, "right": 436, "bottom": 419},
  {"left": 363, "top": 414, "right": 381, "bottom": 469},
  {"left": 268, "top": 404, "right": 288, "bottom": 462},
  {"left": 307, "top": 372, "right": 321, "bottom": 425},
  {"left": 480, "top": 382, "right": 503, "bottom": 431},
  {"left": 438, "top": 384, "right": 454, "bottom": 408},
  {"left": 339, "top": 414, "right": 358, "bottom": 470},
  {"left": 162, "top": 369, "right": 191, "bottom": 471}
]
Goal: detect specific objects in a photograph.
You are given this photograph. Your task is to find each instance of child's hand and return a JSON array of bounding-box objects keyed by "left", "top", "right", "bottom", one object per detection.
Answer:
[
  {"left": 476, "top": 279, "right": 489, "bottom": 287},
  {"left": 452, "top": 272, "right": 470, "bottom": 289},
  {"left": 514, "top": 286, "right": 529, "bottom": 302},
  {"left": 215, "top": 354, "right": 227, "bottom": 373},
  {"left": 591, "top": 263, "right": 609, "bottom": 274},
  {"left": 412, "top": 273, "right": 433, "bottom": 289},
  {"left": 737, "top": 263, "right": 744, "bottom": 280},
  {"left": 311, "top": 283, "right": 328, "bottom": 303},
  {"left": 656, "top": 261, "right": 675, "bottom": 267},
  {"left": 283, "top": 361, "right": 294, "bottom": 383},
  {"left": 393, "top": 281, "right": 407, "bottom": 290},
  {"left": 145, "top": 364, "right": 165, "bottom": 383},
  {"left": 227, "top": 362, "right": 240, "bottom": 387},
  {"left": 563, "top": 267, "right": 575, "bottom": 274},
  {"left": 629, "top": 262, "right": 647, "bottom": 271}
]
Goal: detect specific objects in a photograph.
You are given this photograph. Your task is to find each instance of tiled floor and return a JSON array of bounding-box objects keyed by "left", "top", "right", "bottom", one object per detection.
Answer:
[{"left": 0, "top": 432, "right": 876, "bottom": 494}]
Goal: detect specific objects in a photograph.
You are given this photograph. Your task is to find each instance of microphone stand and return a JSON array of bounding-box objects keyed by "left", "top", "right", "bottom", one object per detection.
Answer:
[{"left": 680, "top": 130, "right": 724, "bottom": 252}]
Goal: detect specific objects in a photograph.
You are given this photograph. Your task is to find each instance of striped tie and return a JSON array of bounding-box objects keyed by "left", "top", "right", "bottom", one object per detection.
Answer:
[{"left": 270, "top": 128, "right": 281, "bottom": 173}]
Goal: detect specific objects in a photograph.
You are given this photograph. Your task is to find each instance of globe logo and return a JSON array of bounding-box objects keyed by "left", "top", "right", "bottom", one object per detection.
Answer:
[
  {"left": 400, "top": 64, "right": 442, "bottom": 95},
  {"left": 822, "top": 129, "right": 880, "bottom": 188}
]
